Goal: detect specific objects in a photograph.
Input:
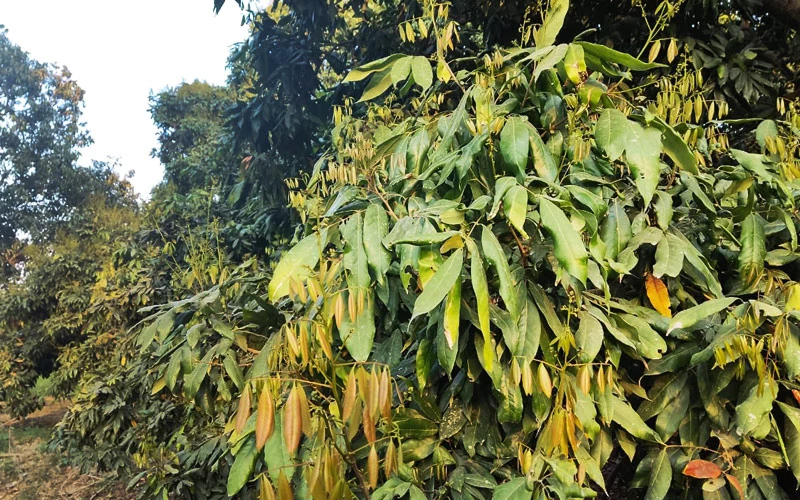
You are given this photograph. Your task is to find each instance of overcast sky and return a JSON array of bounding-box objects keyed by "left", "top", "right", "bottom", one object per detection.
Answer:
[{"left": 1, "top": 0, "right": 250, "bottom": 198}]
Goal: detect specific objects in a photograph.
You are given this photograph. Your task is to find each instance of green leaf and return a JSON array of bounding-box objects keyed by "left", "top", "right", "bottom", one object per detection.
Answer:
[
  {"left": 653, "top": 233, "right": 684, "bottom": 278},
  {"left": 648, "top": 115, "right": 699, "bottom": 174},
  {"left": 595, "top": 109, "right": 629, "bottom": 161},
  {"left": 575, "top": 310, "right": 604, "bottom": 363},
  {"left": 539, "top": 198, "right": 588, "bottom": 285},
  {"left": 340, "top": 214, "right": 375, "bottom": 361},
  {"left": 383, "top": 217, "right": 457, "bottom": 247},
  {"left": 730, "top": 149, "right": 776, "bottom": 183},
  {"left": 625, "top": 122, "right": 663, "bottom": 206},
  {"left": 342, "top": 213, "right": 371, "bottom": 288},
  {"left": 264, "top": 411, "right": 294, "bottom": 482},
  {"left": 667, "top": 298, "right": 736, "bottom": 334},
  {"left": 492, "top": 477, "right": 533, "bottom": 500},
  {"left": 358, "top": 67, "right": 394, "bottom": 102},
  {"left": 576, "top": 41, "right": 667, "bottom": 71},
  {"left": 638, "top": 372, "right": 689, "bottom": 421},
  {"left": 411, "top": 56, "right": 433, "bottom": 91},
  {"left": 500, "top": 116, "right": 530, "bottom": 180},
  {"left": 612, "top": 395, "right": 660, "bottom": 441},
  {"left": 227, "top": 439, "right": 257, "bottom": 496},
  {"left": 481, "top": 227, "right": 520, "bottom": 316},
  {"left": 600, "top": 200, "right": 632, "bottom": 261},
  {"left": 653, "top": 191, "right": 673, "bottom": 231},
  {"left": 655, "top": 389, "right": 690, "bottom": 440},
  {"left": 644, "top": 449, "right": 672, "bottom": 500},
  {"left": 412, "top": 248, "right": 463, "bottom": 319},
  {"left": 777, "top": 401, "right": 800, "bottom": 484},
  {"left": 503, "top": 184, "right": 529, "bottom": 238},
  {"left": 364, "top": 204, "right": 392, "bottom": 285},
  {"left": 533, "top": 0, "right": 569, "bottom": 48},
  {"left": 390, "top": 56, "right": 412, "bottom": 85},
  {"left": 738, "top": 213, "right": 766, "bottom": 289},
  {"left": 268, "top": 230, "right": 327, "bottom": 301},
  {"left": 735, "top": 377, "right": 777, "bottom": 437},
  {"left": 467, "top": 238, "right": 493, "bottom": 371},
  {"left": 529, "top": 127, "right": 559, "bottom": 182},
  {"left": 344, "top": 53, "right": 406, "bottom": 82}
]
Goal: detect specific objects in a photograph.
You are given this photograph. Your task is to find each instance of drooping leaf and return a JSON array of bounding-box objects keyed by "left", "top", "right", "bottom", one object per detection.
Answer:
[
  {"left": 533, "top": 0, "right": 569, "bottom": 48},
  {"left": 268, "top": 230, "right": 327, "bottom": 301},
  {"left": 528, "top": 125, "right": 559, "bottom": 182},
  {"left": 575, "top": 310, "right": 604, "bottom": 363},
  {"left": 738, "top": 213, "right": 766, "bottom": 289},
  {"left": 499, "top": 116, "right": 530, "bottom": 180},
  {"left": 777, "top": 402, "right": 800, "bottom": 484},
  {"left": 625, "top": 122, "right": 663, "bottom": 206},
  {"left": 364, "top": 204, "right": 392, "bottom": 285},
  {"left": 481, "top": 227, "right": 520, "bottom": 316},
  {"left": 601, "top": 200, "right": 632, "bottom": 261},
  {"left": 492, "top": 477, "right": 533, "bottom": 500},
  {"left": 411, "top": 56, "right": 433, "bottom": 91},
  {"left": 644, "top": 449, "right": 672, "bottom": 500},
  {"left": 412, "top": 248, "right": 463, "bottom": 319},
  {"left": 358, "top": 68, "right": 394, "bottom": 102},
  {"left": 227, "top": 439, "right": 258, "bottom": 496},
  {"left": 645, "top": 273, "right": 672, "bottom": 317},
  {"left": 503, "top": 184, "right": 529, "bottom": 238},
  {"left": 467, "top": 238, "right": 493, "bottom": 371},
  {"left": 344, "top": 53, "right": 406, "bottom": 82},
  {"left": 648, "top": 115, "right": 699, "bottom": 174},
  {"left": 667, "top": 298, "right": 736, "bottom": 334},
  {"left": 539, "top": 198, "right": 588, "bottom": 285},
  {"left": 653, "top": 233, "right": 684, "bottom": 278},
  {"left": 595, "top": 109, "right": 629, "bottom": 161},
  {"left": 612, "top": 395, "right": 660, "bottom": 441},
  {"left": 576, "top": 41, "right": 667, "bottom": 71}
]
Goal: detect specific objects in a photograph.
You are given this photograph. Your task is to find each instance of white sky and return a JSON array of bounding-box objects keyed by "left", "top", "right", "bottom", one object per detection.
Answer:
[{"left": 0, "top": 0, "right": 251, "bottom": 198}]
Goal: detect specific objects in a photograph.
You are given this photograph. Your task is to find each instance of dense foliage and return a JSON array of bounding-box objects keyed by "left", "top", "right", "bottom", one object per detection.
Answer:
[{"left": 0, "top": 0, "right": 799, "bottom": 499}]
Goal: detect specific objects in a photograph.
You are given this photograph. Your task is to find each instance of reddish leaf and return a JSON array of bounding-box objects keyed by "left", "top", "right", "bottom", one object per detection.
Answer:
[
  {"left": 792, "top": 389, "right": 800, "bottom": 406},
  {"left": 683, "top": 459, "right": 722, "bottom": 479},
  {"left": 725, "top": 473, "right": 744, "bottom": 500}
]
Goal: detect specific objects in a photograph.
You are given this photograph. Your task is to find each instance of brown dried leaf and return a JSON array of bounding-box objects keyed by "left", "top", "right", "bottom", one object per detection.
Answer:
[
  {"left": 726, "top": 473, "right": 744, "bottom": 500},
  {"left": 683, "top": 459, "right": 722, "bottom": 479}
]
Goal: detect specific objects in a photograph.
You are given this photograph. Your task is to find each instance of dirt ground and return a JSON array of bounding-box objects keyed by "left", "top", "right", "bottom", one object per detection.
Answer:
[{"left": 0, "top": 400, "right": 136, "bottom": 500}]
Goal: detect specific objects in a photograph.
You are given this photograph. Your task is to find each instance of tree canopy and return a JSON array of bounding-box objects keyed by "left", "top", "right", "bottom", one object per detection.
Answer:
[{"left": 0, "top": 30, "right": 125, "bottom": 257}]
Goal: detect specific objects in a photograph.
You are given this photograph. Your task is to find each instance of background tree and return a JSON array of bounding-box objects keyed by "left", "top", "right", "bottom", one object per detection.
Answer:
[{"left": 0, "top": 29, "right": 123, "bottom": 273}]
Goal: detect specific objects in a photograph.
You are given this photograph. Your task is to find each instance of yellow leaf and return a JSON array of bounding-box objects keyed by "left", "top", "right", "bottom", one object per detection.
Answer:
[
  {"left": 342, "top": 371, "right": 357, "bottom": 422},
  {"left": 234, "top": 388, "right": 251, "bottom": 434},
  {"left": 277, "top": 471, "right": 293, "bottom": 500},
  {"left": 667, "top": 38, "right": 678, "bottom": 63},
  {"left": 786, "top": 284, "right": 800, "bottom": 312},
  {"left": 283, "top": 385, "right": 303, "bottom": 455},
  {"left": 255, "top": 385, "right": 275, "bottom": 451},
  {"left": 646, "top": 273, "right": 672, "bottom": 317},
  {"left": 648, "top": 40, "right": 662, "bottom": 63},
  {"left": 368, "top": 445, "right": 379, "bottom": 489},
  {"left": 260, "top": 475, "right": 276, "bottom": 500}
]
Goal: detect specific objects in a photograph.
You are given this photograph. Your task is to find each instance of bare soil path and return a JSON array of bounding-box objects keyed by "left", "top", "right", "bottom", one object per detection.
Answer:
[{"left": 0, "top": 400, "right": 136, "bottom": 500}]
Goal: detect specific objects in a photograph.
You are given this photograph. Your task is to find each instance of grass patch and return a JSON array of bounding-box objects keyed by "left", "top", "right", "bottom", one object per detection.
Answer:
[{"left": 0, "top": 425, "right": 52, "bottom": 453}]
